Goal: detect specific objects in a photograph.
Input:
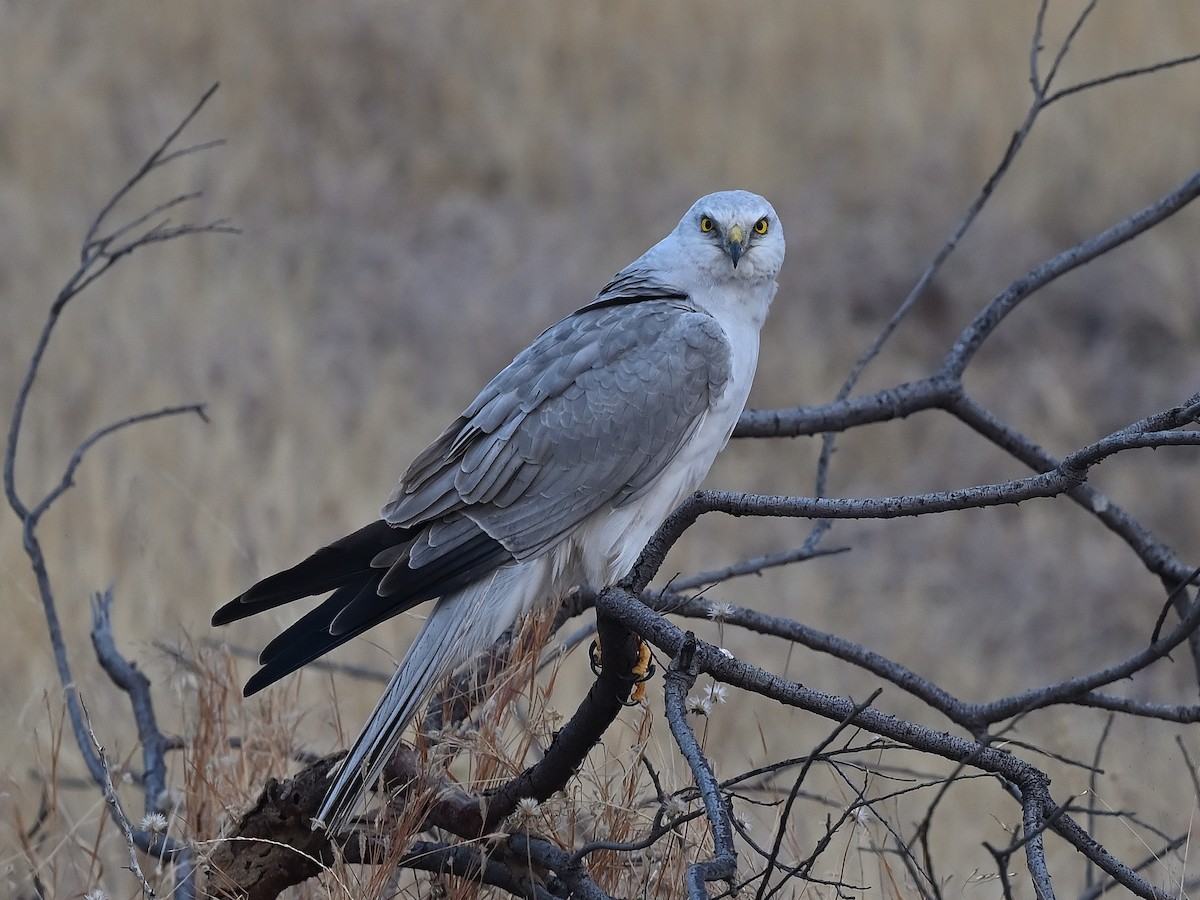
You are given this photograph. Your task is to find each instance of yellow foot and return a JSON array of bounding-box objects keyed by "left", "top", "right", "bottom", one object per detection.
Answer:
[
  {"left": 629, "top": 639, "right": 653, "bottom": 703},
  {"left": 588, "top": 637, "right": 656, "bottom": 704}
]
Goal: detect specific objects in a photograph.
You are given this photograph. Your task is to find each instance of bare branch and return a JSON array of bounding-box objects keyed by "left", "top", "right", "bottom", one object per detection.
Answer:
[
  {"left": 1070, "top": 694, "right": 1200, "bottom": 723},
  {"left": 90, "top": 590, "right": 171, "bottom": 818},
  {"left": 1038, "top": 0, "right": 1100, "bottom": 98},
  {"left": 941, "top": 166, "right": 1200, "bottom": 377},
  {"left": 664, "top": 634, "right": 737, "bottom": 899},
  {"left": 645, "top": 407, "right": 1200, "bottom": 582},
  {"left": 734, "top": 375, "right": 959, "bottom": 438},
  {"left": 82, "top": 82, "right": 221, "bottom": 252},
  {"left": 5, "top": 83, "right": 231, "bottom": 523},
  {"left": 946, "top": 394, "right": 1198, "bottom": 590},
  {"left": 756, "top": 692, "right": 882, "bottom": 900},
  {"left": 348, "top": 837, "right": 566, "bottom": 900},
  {"left": 1077, "top": 832, "right": 1193, "bottom": 900},
  {"left": 669, "top": 544, "right": 849, "bottom": 592},
  {"left": 649, "top": 592, "right": 968, "bottom": 725},
  {"left": 1029, "top": 0, "right": 1050, "bottom": 91},
  {"left": 29, "top": 404, "right": 207, "bottom": 524},
  {"left": 88, "top": 191, "right": 204, "bottom": 256},
  {"left": 4, "top": 86, "right": 230, "bottom": 900},
  {"left": 599, "top": 587, "right": 1178, "bottom": 900},
  {"left": 80, "top": 697, "right": 156, "bottom": 898},
  {"left": 507, "top": 834, "right": 614, "bottom": 900},
  {"left": 1045, "top": 50, "right": 1200, "bottom": 106},
  {"left": 481, "top": 608, "right": 644, "bottom": 832}
]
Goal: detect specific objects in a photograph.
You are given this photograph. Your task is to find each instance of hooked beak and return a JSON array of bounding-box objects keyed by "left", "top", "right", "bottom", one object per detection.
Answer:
[{"left": 725, "top": 224, "right": 745, "bottom": 268}]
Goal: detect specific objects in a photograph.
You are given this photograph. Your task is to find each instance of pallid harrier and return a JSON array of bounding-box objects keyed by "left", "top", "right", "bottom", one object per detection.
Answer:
[{"left": 214, "top": 190, "right": 786, "bottom": 830}]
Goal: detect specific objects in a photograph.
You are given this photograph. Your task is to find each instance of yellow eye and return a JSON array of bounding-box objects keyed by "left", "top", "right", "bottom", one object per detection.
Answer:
[
  {"left": 699, "top": 215, "right": 714, "bottom": 233},
  {"left": 754, "top": 217, "right": 769, "bottom": 235}
]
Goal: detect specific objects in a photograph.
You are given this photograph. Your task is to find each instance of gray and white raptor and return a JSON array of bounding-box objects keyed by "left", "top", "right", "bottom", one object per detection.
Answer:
[{"left": 213, "top": 189, "right": 786, "bottom": 831}]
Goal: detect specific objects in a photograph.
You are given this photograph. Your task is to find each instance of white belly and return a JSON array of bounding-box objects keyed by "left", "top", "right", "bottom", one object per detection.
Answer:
[{"left": 556, "top": 308, "right": 761, "bottom": 590}]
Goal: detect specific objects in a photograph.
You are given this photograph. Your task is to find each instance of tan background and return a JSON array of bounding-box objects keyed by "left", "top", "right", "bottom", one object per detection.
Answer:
[{"left": 3, "top": 2, "right": 1200, "bottom": 895}]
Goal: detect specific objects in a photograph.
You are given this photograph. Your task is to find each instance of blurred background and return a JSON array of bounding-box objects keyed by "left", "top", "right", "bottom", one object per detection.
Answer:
[{"left": 3, "top": 1, "right": 1200, "bottom": 893}]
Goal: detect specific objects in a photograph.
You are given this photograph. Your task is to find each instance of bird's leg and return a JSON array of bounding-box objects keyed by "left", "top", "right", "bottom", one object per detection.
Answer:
[
  {"left": 589, "top": 637, "right": 656, "bottom": 704},
  {"left": 628, "top": 639, "right": 656, "bottom": 703},
  {"left": 587, "top": 637, "right": 603, "bottom": 675}
]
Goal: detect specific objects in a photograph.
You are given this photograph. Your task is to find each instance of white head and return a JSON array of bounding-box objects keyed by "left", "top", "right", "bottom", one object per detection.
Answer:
[
  {"left": 664, "top": 190, "right": 785, "bottom": 286},
  {"left": 602, "top": 190, "right": 784, "bottom": 318}
]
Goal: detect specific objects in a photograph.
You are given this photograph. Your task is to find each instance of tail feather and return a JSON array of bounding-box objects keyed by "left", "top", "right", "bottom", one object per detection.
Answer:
[
  {"left": 330, "top": 529, "right": 505, "bottom": 636},
  {"left": 257, "top": 579, "right": 381, "bottom": 665},
  {"left": 315, "top": 562, "right": 546, "bottom": 832},
  {"left": 316, "top": 594, "right": 470, "bottom": 830}
]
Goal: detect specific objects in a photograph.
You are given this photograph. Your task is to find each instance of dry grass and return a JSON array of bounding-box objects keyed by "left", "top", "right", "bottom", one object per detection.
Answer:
[{"left": 3, "top": 2, "right": 1200, "bottom": 896}]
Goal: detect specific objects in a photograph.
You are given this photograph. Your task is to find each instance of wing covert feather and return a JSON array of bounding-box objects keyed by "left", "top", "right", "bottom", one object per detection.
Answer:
[{"left": 384, "top": 299, "right": 732, "bottom": 557}]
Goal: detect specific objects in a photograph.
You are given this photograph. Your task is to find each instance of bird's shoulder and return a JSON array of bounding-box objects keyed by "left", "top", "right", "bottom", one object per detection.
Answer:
[{"left": 470, "top": 291, "right": 730, "bottom": 419}]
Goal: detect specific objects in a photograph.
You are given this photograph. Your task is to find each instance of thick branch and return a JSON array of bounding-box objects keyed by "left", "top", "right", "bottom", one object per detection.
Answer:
[
  {"left": 482, "top": 604, "right": 643, "bottom": 831},
  {"left": 733, "top": 376, "right": 958, "bottom": 439},
  {"left": 664, "top": 634, "right": 737, "bottom": 899},
  {"left": 90, "top": 590, "right": 170, "bottom": 816},
  {"left": 653, "top": 592, "right": 1200, "bottom": 732},
  {"left": 948, "top": 394, "right": 1199, "bottom": 588},
  {"left": 213, "top": 601, "right": 644, "bottom": 896}
]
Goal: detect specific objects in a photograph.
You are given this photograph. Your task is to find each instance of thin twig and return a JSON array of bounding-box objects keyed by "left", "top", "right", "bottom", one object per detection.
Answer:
[
  {"left": 1044, "top": 51, "right": 1200, "bottom": 106},
  {"left": 80, "top": 697, "right": 156, "bottom": 898},
  {"left": 941, "top": 167, "right": 1200, "bottom": 377},
  {"left": 668, "top": 544, "right": 848, "bottom": 592},
  {"left": 29, "top": 404, "right": 207, "bottom": 524},
  {"left": 756, "top": 691, "right": 881, "bottom": 900},
  {"left": 1084, "top": 715, "right": 1116, "bottom": 892},
  {"left": 1038, "top": 0, "right": 1100, "bottom": 98},
  {"left": 82, "top": 83, "right": 221, "bottom": 252}
]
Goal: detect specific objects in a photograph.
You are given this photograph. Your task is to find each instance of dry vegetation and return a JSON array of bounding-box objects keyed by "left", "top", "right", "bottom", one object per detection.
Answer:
[{"left": 3, "top": 2, "right": 1200, "bottom": 897}]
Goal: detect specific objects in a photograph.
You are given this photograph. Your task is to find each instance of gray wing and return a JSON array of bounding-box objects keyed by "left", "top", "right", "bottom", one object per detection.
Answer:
[{"left": 384, "top": 298, "right": 732, "bottom": 561}]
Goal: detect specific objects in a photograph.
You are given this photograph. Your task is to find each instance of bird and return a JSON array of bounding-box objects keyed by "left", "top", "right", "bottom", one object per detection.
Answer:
[{"left": 213, "top": 189, "right": 786, "bottom": 831}]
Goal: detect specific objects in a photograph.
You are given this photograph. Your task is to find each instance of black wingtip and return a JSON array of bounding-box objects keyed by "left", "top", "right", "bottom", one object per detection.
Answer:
[
  {"left": 216, "top": 517, "right": 511, "bottom": 696},
  {"left": 243, "top": 668, "right": 272, "bottom": 697},
  {"left": 211, "top": 520, "right": 405, "bottom": 629},
  {"left": 211, "top": 596, "right": 249, "bottom": 627}
]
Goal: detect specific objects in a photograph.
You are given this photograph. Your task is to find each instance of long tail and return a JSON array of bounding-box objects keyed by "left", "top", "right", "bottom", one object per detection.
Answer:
[
  {"left": 316, "top": 564, "right": 540, "bottom": 832},
  {"left": 214, "top": 519, "right": 546, "bottom": 830}
]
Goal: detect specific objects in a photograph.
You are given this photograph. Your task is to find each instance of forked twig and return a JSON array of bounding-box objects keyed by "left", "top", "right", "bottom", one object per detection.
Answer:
[{"left": 5, "top": 85, "right": 232, "bottom": 899}]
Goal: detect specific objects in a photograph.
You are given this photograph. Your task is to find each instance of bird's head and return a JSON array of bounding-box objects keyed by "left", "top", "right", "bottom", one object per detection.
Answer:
[{"left": 673, "top": 190, "right": 785, "bottom": 284}]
